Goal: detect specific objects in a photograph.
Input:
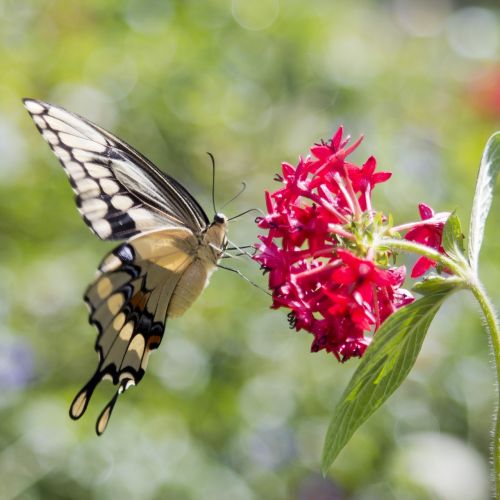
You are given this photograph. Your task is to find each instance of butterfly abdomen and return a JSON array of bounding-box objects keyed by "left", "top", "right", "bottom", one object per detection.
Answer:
[
  {"left": 167, "top": 260, "right": 211, "bottom": 317},
  {"left": 167, "top": 218, "right": 228, "bottom": 316}
]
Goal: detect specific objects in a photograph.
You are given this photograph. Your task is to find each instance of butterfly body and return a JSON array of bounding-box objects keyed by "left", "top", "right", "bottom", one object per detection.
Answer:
[{"left": 23, "top": 98, "right": 228, "bottom": 434}]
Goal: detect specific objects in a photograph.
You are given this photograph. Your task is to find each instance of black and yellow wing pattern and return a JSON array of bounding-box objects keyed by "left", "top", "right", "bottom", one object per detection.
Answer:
[
  {"left": 23, "top": 98, "right": 209, "bottom": 239},
  {"left": 24, "top": 98, "right": 226, "bottom": 434}
]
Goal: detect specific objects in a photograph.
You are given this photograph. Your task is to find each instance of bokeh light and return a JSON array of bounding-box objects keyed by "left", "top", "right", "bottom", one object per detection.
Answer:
[{"left": 1, "top": 1, "right": 499, "bottom": 498}]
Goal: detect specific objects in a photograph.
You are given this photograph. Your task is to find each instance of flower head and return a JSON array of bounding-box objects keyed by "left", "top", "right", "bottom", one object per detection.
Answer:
[{"left": 254, "top": 128, "right": 413, "bottom": 361}]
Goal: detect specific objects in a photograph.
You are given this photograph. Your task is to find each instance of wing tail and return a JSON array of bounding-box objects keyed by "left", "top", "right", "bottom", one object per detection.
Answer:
[
  {"left": 95, "top": 378, "right": 133, "bottom": 435},
  {"left": 69, "top": 369, "right": 102, "bottom": 420}
]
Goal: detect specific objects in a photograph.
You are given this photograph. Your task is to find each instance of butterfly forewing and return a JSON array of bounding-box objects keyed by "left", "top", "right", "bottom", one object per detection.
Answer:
[{"left": 23, "top": 98, "right": 209, "bottom": 240}]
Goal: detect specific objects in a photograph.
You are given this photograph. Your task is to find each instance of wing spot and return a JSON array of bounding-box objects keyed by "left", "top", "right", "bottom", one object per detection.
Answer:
[
  {"left": 70, "top": 390, "right": 88, "bottom": 419},
  {"left": 92, "top": 219, "right": 113, "bottom": 239},
  {"left": 128, "top": 208, "right": 158, "bottom": 230},
  {"left": 76, "top": 178, "right": 100, "bottom": 198},
  {"left": 53, "top": 146, "right": 71, "bottom": 161},
  {"left": 73, "top": 148, "right": 98, "bottom": 162},
  {"left": 24, "top": 100, "right": 45, "bottom": 114},
  {"left": 118, "top": 376, "right": 136, "bottom": 389},
  {"left": 42, "top": 129, "right": 59, "bottom": 145},
  {"left": 65, "top": 161, "right": 86, "bottom": 180},
  {"left": 96, "top": 405, "right": 112, "bottom": 435},
  {"left": 141, "top": 349, "right": 152, "bottom": 371},
  {"left": 81, "top": 199, "right": 108, "bottom": 221},
  {"left": 85, "top": 162, "right": 111, "bottom": 178},
  {"left": 33, "top": 115, "right": 46, "bottom": 129},
  {"left": 130, "top": 291, "right": 150, "bottom": 310},
  {"left": 107, "top": 293, "right": 125, "bottom": 315},
  {"left": 100, "top": 254, "right": 122, "bottom": 273},
  {"left": 129, "top": 334, "right": 145, "bottom": 355},
  {"left": 112, "top": 312, "right": 126, "bottom": 332},
  {"left": 147, "top": 334, "right": 162, "bottom": 351},
  {"left": 97, "top": 276, "right": 113, "bottom": 298},
  {"left": 121, "top": 334, "right": 146, "bottom": 371},
  {"left": 119, "top": 321, "right": 134, "bottom": 342},
  {"left": 116, "top": 244, "right": 135, "bottom": 263},
  {"left": 100, "top": 179, "right": 120, "bottom": 195},
  {"left": 111, "top": 195, "right": 134, "bottom": 211}
]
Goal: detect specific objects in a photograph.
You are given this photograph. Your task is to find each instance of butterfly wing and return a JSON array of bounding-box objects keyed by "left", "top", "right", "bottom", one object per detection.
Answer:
[
  {"left": 23, "top": 98, "right": 210, "bottom": 239},
  {"left": 70, "top": 228, "right": 199, "bottom": 434},
  {"left": 24, "top": 98, "right": 221, "bottom": 434}
]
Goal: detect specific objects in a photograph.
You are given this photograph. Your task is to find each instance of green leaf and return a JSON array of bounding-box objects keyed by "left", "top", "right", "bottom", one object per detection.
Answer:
[
  {"left": 468, "top": 132, "right": 500, "bottom": 274},
  {"left": 442, "top": 212, "right": 464, "bottom": 257},
  {"left": 321, "top": 285, "right": 458, "bottom": 473},
  {"left": 413, "top": 275, "right": 464, "bottom": 296}
]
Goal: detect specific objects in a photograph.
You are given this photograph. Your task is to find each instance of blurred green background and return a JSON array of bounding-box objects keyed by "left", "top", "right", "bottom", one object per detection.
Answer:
[{"left": 0, "top": 0, "right": 499, "bottom": 499}]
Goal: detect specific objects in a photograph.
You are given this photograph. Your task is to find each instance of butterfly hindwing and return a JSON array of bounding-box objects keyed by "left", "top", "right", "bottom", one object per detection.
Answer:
[
  {"left": 23, "top": 98, "right": 210, "bottom": 240},
  {"left": 69, "top": 228, "right": 198, "bottom": 433}
]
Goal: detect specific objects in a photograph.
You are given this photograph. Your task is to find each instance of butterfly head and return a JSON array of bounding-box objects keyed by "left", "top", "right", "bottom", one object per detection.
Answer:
[{"left": 213, "top": 212, "right": 228, "bottom": 225}]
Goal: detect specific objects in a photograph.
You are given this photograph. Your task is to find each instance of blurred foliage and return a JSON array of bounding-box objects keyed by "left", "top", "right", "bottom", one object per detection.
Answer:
[{"left": 0, "top": 0, "right": 499, "bottom": 499}]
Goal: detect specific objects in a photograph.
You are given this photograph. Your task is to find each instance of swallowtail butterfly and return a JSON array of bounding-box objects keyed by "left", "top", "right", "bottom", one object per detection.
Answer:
[{"left": 24, "top": 98, "right": 228, "bottom": 435}]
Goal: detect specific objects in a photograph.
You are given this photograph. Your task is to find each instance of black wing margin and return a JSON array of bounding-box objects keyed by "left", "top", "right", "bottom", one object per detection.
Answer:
[{"left": 23, "top": 98, "right": 210, "bottom": 240}]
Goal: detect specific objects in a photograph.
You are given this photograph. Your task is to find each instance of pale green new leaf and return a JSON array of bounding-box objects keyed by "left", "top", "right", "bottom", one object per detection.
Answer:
[
  {"left": 413, "top": 275, "right": 464, "bottom": 296},
  {"left": 442, "top": 212, "right": 464, "bottom": 258},
  {"left": 468, "top": 132, "right": 500, "bottom": 274},
  {"left": 321, "top": 285, "right": 459, "bottom": 473}
]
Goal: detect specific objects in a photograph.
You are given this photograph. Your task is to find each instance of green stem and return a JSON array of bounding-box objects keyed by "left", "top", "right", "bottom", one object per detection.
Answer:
[
  {"left": 380, "top": 238, "right": 465, "bottom": 278},
  {"left": 471, "top": 282, "right": 500, "bottom": 497}
]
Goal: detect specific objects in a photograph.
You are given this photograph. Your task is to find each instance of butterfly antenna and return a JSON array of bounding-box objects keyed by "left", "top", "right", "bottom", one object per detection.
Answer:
[
  {"left": 228, "top": 207, "right": 265, "bottom": 222},
  {"left": 220, "top": 182, "right": 247, "bottom": 211},
  {"left": 217, "top": 264, "right": 272, "bottom": 297},
  {"left": 207, "top": 152, "right": 217, "bottom": 214}
]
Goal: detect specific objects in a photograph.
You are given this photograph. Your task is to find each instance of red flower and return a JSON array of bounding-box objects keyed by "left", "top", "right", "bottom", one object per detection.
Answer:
[
  {"left": 404, "top": 203, "right": 450, "bottom": 278},
  {"left": 254, "top": 128, "right": 414, "bottom": 361},
  {"left": 348, "top": 156, "right": 391, "bottom": 210}
]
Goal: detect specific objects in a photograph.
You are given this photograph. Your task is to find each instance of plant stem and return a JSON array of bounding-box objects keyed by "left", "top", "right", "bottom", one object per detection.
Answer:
[
  {"left": 379, "top": 238, "right": 465, "bottom": 277},
  {"left": 471, "top": 282, "right": 500, "bottom": 496}
]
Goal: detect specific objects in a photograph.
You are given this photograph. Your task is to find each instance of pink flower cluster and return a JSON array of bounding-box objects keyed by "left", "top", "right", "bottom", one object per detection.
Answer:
[{"left": 254, "top": 128, "right": 448, "bottom": 361}]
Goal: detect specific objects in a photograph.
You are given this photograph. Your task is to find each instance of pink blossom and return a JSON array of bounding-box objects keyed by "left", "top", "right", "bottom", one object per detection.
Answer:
[
  {"left": 254, "top": 128, "right": 414, "bottom": 361},
  {"left": 404, "top": 203, "right": 449, "bottom": 278}
]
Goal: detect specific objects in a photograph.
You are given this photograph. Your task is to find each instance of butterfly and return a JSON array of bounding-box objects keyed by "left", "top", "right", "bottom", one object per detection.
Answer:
[{"left": 24, "top": 98, "right": 229, "bottom": 435}]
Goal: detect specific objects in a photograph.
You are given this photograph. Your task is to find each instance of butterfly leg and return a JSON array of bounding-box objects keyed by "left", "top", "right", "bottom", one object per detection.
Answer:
[{"left": 217, "top": 264, "right": 271, "bottom": 296}]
